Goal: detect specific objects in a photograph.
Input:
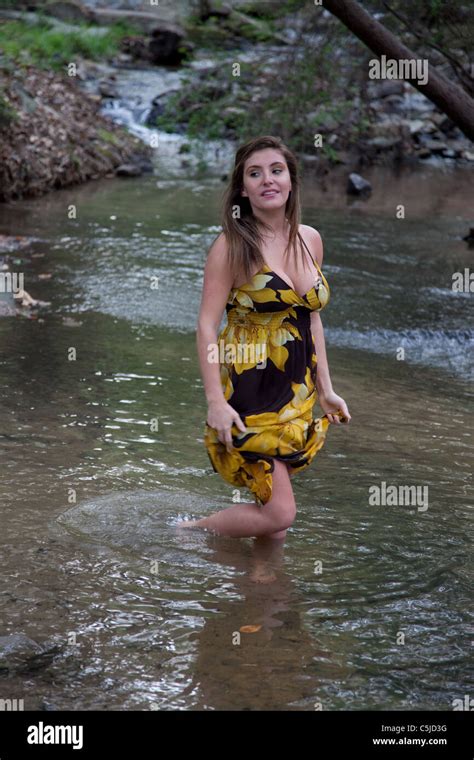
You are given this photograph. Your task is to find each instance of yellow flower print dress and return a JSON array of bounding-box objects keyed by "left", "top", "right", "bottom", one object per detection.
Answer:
[{"left": 204, "top": 232, "right": 333, "bottom": 506}]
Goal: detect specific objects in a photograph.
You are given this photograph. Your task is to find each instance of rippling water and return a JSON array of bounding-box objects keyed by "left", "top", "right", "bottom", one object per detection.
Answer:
[{"left": 0, "top": 166, "right": 472, "bottom": 710}]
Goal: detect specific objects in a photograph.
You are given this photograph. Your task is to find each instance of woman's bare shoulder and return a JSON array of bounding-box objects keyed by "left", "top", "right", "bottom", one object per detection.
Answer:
[
  {"left": 207, "top": 231, "right": 230, "bottom": 261},
  {"left": 298, "top": 224, "right": 324, "bottom": 266},
  {"left": 204, "top": 231, "right": 230, "bottom": 271}
]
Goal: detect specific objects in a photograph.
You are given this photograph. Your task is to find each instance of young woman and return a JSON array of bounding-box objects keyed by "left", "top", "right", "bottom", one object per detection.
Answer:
[{"left": 179, "top": 135, "right": 351, "bottom": 539}]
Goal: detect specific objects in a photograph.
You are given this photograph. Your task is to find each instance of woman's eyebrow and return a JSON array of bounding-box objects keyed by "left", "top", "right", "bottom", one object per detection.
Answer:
[{"left": 246, "top": 161, "right": 285, "bottom": 170}]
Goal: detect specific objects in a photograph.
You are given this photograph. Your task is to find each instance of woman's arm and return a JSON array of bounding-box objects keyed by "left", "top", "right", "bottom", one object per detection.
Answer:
[
  {"left": 305, "top": 226, "right": 333, "bottom": 395},
  {"left": 306, "top": 225, "right": 351, "bottom": 425},
  {"left": 196, "top": 232, "right": 247, "bottom": 449},
  {"left": 310, "top": 310, "right": 333, "bottom": 396},
  {"left": 196, "top": 232, "right": 233, "bottom": 404}
]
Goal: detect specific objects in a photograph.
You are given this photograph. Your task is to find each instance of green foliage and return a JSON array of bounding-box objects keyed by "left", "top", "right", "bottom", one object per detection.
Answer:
[
  {"left": 237, "top": 20, "right": 276, "bottom": 43},
  {"left": 151, "top": 17, "right": 363, "bottom": 159},
  {"left": 429, "top": 0, "right": 443, "bottom": 16},
  {"left": 321, "top": 143, "right": 339, "bottom": 162},
  {"left": 0, "top": 18, "right": 140, "bottom": 70},
  {"left": 186, "top": 0, "right": 305, "bottom": 49},
  {"left": 367, "top": 0, "right": 473, "bottom": 53}
]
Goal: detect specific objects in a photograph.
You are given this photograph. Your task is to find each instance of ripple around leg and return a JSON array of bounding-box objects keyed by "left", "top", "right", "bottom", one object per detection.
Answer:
[
  {"left": 174, "top": 517, "right": 203, "bottom": 530},
  {"left": 55, "top": 487, "right": 222, "bottom": 557}
]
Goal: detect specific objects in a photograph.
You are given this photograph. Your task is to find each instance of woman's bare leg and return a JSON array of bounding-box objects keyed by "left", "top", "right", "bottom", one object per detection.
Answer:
[
  {"left": 266, "top": 528, "right": 287, "bottom": 539},
  {"left": 177, "top": 459, "right": 296, "bottom": 538},
  {"left": 249, "top": 533, "right": 286, "bottom": 583},
  {"left": 265, "top": 464, "right": 295, "bottom": 539}
]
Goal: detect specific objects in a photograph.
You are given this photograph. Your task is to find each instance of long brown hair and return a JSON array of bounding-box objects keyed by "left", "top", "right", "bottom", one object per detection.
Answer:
[{"left": 218, "top": 135, "right": 306, "bottom": 283}]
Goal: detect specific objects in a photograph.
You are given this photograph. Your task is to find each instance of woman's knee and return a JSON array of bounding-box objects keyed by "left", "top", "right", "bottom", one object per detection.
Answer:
[
  {"left": 263, "top": 460, "right": 297, "bottom": 531},
  {"left": 270, "top": 503, "right": 296, "bottom": 532}
]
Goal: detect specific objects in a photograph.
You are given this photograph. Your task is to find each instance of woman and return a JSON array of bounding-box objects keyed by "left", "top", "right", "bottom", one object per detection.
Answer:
[{"left": 179, "top": 135, "right": 351, "bottom": 539}]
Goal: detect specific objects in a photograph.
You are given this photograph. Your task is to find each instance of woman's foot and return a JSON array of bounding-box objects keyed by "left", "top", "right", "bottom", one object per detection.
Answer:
[{"left": 249, "top": 564, "right": 277, "bottom": 584}]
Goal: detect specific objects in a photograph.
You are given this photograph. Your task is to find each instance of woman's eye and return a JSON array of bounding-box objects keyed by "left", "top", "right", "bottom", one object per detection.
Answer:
[{"left": 250, "top": 169, "right": 283, "bottom": 177}]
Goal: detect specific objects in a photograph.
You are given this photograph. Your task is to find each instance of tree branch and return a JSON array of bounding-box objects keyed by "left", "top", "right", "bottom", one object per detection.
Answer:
[{"left": 322, "top": 0, "right": 474, "bottom": 140}]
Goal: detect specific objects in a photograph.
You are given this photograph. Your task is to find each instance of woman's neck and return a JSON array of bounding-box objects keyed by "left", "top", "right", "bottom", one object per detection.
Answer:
[{"left": 257, "top": 214, "right": 290, "bottom": 240}]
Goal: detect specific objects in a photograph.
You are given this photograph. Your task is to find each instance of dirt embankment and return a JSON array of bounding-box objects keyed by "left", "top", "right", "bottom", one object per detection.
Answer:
[{"left": 0, "top": 64, "right": 153, "bottom": 203}]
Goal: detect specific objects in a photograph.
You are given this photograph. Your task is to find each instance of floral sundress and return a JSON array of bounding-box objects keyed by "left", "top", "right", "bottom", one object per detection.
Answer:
[{"left": 204, "top": 231, "right": 333, "bottom": 506}]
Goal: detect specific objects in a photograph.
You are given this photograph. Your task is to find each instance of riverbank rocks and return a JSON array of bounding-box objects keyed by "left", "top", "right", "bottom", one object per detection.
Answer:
[
  {"left": 462, "top": 227, "right": 474, "bottom": 244},
  {"left": 0, "top": 634, "right": 61, "bottom": 674},
  {"left": 115, "top": 159, "right": 154, "bottom": 177},
  {"left": 24, "top": 0, "right": 184, "bottom": 26},
  {"left": 42, "top": 0, "right": 93, "bottom": 25},
  {"left": 120, "top": 23, "right": 193, "bottom": 66},
  {"left": 347, "top": 173, "right": 372, "bottom": 197},
  {"left": 199, "top": 1, "right": 232, "bottom": 21}
]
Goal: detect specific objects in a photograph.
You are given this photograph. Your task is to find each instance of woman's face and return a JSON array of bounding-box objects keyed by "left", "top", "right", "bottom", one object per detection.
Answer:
[{"left": 241, "top": 149, "right": 292, "bottom": 213}]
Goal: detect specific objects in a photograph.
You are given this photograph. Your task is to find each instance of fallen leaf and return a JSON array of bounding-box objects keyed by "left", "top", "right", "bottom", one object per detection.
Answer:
[{"left": 239, "top": 625, "right": 262, "bottom": 634}]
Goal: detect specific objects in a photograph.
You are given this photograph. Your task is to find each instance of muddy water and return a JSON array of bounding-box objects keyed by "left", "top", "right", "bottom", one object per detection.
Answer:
[{"left": 0, "top": 165, "right": 472, "bottom": 710}]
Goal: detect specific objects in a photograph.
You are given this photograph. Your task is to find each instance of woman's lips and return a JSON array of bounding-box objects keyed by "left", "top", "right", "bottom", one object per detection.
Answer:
[{"left": 261, "top": 190, "right": 279, "bottom": 197}]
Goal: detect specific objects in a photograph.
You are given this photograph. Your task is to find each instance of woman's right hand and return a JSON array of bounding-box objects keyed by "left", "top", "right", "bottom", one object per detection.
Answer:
[{"left": 207, "top": 399, "right": 247, "bottom": 453}]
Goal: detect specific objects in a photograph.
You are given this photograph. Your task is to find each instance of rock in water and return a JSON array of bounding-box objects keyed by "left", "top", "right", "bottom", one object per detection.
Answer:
[{"left": 0, "top": 634, "right": 61, "bottom": 674}]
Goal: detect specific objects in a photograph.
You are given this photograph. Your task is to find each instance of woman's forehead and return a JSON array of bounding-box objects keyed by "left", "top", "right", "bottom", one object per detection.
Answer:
[{"left": 244, "top": 150, "right": 286, "bottom": 169}]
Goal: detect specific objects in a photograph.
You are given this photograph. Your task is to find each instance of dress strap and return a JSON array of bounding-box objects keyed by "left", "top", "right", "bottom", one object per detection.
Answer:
[{"left": 298, "top": 231, "right": 322, "bottom": 273}]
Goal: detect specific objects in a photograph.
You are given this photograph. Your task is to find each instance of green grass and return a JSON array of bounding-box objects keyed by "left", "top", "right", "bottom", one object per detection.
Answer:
[{"left": 0, "top": 17, "right": 140, "bottom": 70}]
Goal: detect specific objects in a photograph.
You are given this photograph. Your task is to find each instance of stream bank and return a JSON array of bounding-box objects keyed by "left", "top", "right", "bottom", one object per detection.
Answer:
[
  {"left": 0, "top": 62, "right": 153, "bottom": 202},
  {"left": 1, "top": 1, "right": 473, "bottom": 203}
]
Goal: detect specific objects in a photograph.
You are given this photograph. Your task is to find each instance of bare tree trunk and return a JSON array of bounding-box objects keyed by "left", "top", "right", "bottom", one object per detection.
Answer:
[{"left": 322, "top": 0, "right": 474, "bottom": 141}]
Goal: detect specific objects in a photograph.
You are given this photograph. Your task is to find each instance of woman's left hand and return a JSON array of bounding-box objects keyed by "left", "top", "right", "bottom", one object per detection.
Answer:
[{"left": 319, "top": 390, "right": 351, "bottom": 424}]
